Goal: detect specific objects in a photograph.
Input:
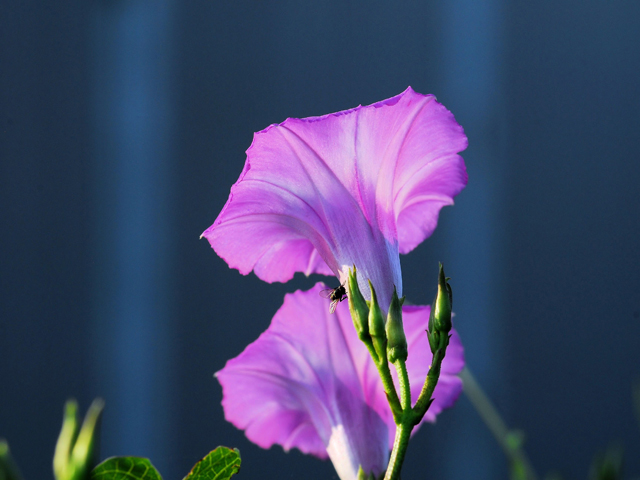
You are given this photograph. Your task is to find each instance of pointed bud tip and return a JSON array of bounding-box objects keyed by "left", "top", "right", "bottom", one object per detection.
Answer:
[
  {"left": 348, "top": 266, "right": 371, "bottom": 339},
  {"left": 386, "top": 284, "right": 407, "bottom": 363},
  {"left": 438, "top": 262, "right": 446, "bottom": 282},
  {"left": 64, "top": 399, "right": 79, "bottom": 415},
  {"left": 368, "top": 279, "right": 377, "bottom": 300}
]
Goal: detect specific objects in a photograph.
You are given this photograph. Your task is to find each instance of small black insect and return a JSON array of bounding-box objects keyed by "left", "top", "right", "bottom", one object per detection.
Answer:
[{"left": 319, "top": 284, "right": 348, "bottom": 314}]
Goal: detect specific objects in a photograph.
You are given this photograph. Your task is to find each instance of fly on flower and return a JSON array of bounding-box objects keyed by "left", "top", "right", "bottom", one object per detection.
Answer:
[{"left": 319, "top": 284, "right": 347, "bottom": 314}]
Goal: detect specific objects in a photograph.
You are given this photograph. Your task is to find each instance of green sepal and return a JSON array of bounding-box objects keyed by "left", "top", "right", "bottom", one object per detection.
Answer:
[
  {"left": 356, "top": 466, "right": 376, "bottom": 480},
  {"left": 386, "top": 286, "right": 407, "bottom": 363},
  {"left": 367, "top": 280, "right": 387, "bottom": 362},
  {"left": 348, "top": 266, "right": 370, "bottom": 341},
  {"left": 54, "top": 399, "right": 104, "bottom": 480},
  {"left": 0, "top": 440, "right": 24, "bottom": 480},
  {"left": 90, "top": 457, "right": 161, "bottom": 480},
  {"left": 427, "top": 328, "right": 440, "bottom": 354},
  {"left": 427, "top": 329, "right": 450, "bottom": 355},
  {"left": 184, "top": 446, "right": 241, "bottom": 480}
]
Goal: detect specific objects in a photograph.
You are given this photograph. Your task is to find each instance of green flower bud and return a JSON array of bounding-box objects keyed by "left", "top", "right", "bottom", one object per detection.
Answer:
[
  {"left": 348, "top": 266, "right": 370, "bottom": 341},
  {"left": 429, "top": 263, "right": 452, "bottom": 334},
  {"left": 367, "top": 280, "right": 387, "bottom": 361},
  {"left": 54, "top": 399, "right": 104, "bottom": 480},
  {"left": 386, "top": 286, "right": 408, "bottom": 363},
  {"left": 427, "top": 264, "right": 452, "bottom": 354}
]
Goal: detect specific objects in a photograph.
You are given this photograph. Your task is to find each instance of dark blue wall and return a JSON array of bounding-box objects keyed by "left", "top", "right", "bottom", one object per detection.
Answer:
[{"left": 1, "top": 1, "right": 639, "bottom": 479}]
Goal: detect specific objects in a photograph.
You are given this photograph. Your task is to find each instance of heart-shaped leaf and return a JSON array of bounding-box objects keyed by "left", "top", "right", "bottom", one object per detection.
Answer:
[
  {"left": 90, "top": 457, "right": 161, "bottom": 480},
  {"left": 184, "top": 447, "right": 241, "bottom": 480}
]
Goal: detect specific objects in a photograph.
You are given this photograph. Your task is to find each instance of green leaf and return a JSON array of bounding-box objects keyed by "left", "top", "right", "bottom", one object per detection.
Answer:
[
  {"left": 184, "top": 447, "right": 241, "bottom": 480},
  {"left": 0, "top": 440, "right": 24, "bottom": 480},
  {"left": 90, "top": 457, "right": 162, "bottom": 480}
]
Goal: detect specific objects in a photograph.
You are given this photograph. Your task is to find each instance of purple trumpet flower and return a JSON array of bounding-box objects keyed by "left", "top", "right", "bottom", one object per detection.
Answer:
[
  {"left": 216, "top": 284, "right": 464, "bottom": 480},
  {"left": 202, "top": 88, "right": 467, "bottom": 313}
]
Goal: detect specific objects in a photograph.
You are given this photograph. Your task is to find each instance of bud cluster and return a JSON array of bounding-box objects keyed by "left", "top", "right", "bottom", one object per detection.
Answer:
[
  {"left": 347, "top": 263, "right": 455, "bottom": 480},
  {"left": 347, "top": 266, "right": 407, "bottom": 366}
]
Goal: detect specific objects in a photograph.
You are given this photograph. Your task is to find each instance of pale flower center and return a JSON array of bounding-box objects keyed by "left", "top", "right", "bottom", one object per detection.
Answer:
[{"left": 325, "top": 424, "right": 361, "bottom": 480}]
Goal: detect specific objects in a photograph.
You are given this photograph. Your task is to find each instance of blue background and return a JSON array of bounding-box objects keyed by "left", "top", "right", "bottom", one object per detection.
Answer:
[{"left": 2, "top": 1, "right": 639, "bottom": 479}]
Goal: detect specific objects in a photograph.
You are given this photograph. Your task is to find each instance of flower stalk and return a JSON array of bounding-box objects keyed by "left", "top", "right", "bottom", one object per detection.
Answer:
[{"left": 349, "top": 264, "right": 454, "bottom": 480}]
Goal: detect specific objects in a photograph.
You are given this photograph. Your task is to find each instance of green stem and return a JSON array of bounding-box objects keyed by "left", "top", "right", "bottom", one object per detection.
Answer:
[
  {"left": 394, "top": 359, "right": 411, "bottom": 410},
  {"left": 359, "top": 337, "right": 402, "bottom": 418},
  {"left": 384, "top": 344, "right": 449, "bottom": 480},
  {"left": 460, "top": 367, "right": 539, "bottom": 480},
  {"left": 383, "top": 423, "right": 412, "bottom": 480},
  {"left": 375, "top": 357, "right": 403, "bottom": 422},
  {"left": 382, "top": 360, "right": 413, "bottom": 480},
  {"left": 360, "top": 337, "right": 380, "bottom": 365},
  {"left": 413, "top": 346, "right": 444, "bottom": 418}
]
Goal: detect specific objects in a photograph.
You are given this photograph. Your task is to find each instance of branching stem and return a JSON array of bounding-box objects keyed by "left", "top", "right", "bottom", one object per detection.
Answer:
[{"left": 383, "top": 342, "right": 449, "bottom": 480}]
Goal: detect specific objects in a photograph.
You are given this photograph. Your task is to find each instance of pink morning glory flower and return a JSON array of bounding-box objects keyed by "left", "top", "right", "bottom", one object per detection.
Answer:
[
  {"left": 216, "top": 284, "right": 464, "bottom": 480},
  {"left": 202, "top": 87, "right": 467, "bottom": 313}
]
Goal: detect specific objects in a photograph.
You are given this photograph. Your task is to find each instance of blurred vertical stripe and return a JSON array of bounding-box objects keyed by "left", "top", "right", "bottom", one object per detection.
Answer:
[
  {"left": 90, "top": 1, "right": 176, "bottom": 475},
  {"left": 437, "top": 0, "right": 507, "bottom": 478}
]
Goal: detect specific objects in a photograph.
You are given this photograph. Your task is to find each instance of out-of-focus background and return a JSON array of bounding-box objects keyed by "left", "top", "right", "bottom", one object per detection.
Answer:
[{"left": 2, "top": 1, "right": 639, "bottom": 479}]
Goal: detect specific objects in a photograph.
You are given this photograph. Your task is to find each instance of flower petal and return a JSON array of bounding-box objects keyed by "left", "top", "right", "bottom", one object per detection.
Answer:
[
  {"left": 203, "top": 88, "right": 467, "bottom": 311},
  {"left": 216, "top": 284, "right": 389, "bottom": 480},
  {"left": 216, "top": 285, "right": 465, "bottom": 476}
]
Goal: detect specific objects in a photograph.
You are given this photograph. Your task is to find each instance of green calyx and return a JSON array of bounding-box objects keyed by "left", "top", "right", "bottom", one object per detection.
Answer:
[
  {"left": 357, "top": 465, "right": 379, "bottom": 480},
  {"left": 386, "top": 287, "right": 407, "bottom": 364},
  {"left": 348, "top": 266, "right": 370, "bottom": 341}
]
